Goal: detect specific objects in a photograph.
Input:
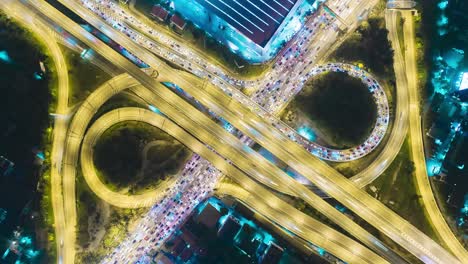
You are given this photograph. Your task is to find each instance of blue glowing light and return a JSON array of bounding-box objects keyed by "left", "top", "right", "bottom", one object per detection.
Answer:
[
  {"left": 34, "top": 72, "right": 43, "bottom": 80},
  {"left": 0, "top": 50, "right": 11, "bottom": 63},
  {"left": 438, "top": 28, "right": 448, "bottom": 36},
  {"left": 297, "top": 125, "right": 316, "bottom": 141},
  {"left": 197, "top": 197, "right": 279, "bottom": 249},
  {"left": 426, "top": 159, "right": 441, "bottom": 176},
  {"left": 456, "top": 72, "right": 468, "bottom": 91},
  {"left": 148, "top": 105, "right": 162, "bottom": 114},
  {"left": 334, "top": 205, "right": 346, "bottom": 213},
  {"left": 36, "top": 152, "right": 45, "bottom": 161},
  {"left": 2, "top": 248, "right": 9, "bottom": 260},
  {"left": 25, "top": 249, "right": 39, "bottom": 258},
  {"left": 437, "top": 15, "right": 448, "bottom": 27},
  {"left": 208, "top": 199, "right": 222, "bottom": 211},
  {"left": 461, "top": 195, "right": 468, "bottom": 216},
  {"left": 317, "top": 247, "right": 326, "bottom": 256},
  {"left": 219, "top": 214, "right": 229, "bottom": 226},
  {"left": 80, "top": 49, "right": 89, "bottom": 59},
  {"left": 20, "top": 236, "right": 32, "bottom": 245},
  {"left": 437, "top": 1, "right": 448, "bottom": 10}
]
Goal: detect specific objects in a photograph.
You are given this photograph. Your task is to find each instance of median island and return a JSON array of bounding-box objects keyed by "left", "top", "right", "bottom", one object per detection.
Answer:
[
  {"left": 287, "top": 71, "right": 377, "bottom": 149},
  {"left": 93, "top": 121, "right": 191, "bottom": 194}
]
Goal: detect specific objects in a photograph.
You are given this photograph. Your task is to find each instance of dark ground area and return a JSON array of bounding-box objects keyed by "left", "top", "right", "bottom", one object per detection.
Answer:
[
  {"left": 295, "top": 71, "right": 377, "bottom": 148},
  {"left": 0, "top": 13, "right": 53, "bottom": 263},
  {"left": 93, "top": 121, "right": 190, "bottom": 192}
]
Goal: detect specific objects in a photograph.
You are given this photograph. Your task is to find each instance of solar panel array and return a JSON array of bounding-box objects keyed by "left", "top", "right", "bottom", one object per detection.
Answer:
[{"left": 195, "top": 0, "right": 298, "bottom": 46}]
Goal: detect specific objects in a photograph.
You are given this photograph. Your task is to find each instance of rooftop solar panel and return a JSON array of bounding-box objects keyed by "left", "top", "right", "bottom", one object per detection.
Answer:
[{"left": 194, "top": 0, "right": 298, "bottom": 46}]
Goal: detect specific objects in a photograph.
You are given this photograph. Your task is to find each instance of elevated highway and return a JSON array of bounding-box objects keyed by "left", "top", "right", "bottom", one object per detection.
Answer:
[
  {"left": 67, "top": 0, "right": 390, "bottom": 163},
  {"left": 15, "top": 1, "right": 463, "bottom": 263},
  {"left": 58, "top": 0, "right": 413, "bottom": 199},
  {"left": 76, "top": 75, "right": 403, "bottom": 263},
  {"left": 83, "top": 105, "right": 396, "bottom": 264},
  {"left": 3, "top": 1, "right": 465, "bottom": 263}
]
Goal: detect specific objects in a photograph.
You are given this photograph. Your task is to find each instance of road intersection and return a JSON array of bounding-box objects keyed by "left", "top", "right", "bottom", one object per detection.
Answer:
[{"left": 1, "top": 0, "right": 466, "bottom": 263}]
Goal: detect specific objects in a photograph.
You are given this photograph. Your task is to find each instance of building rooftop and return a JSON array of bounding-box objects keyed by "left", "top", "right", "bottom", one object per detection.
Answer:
[
  {"left": 236, "top": 224, "right": 259, "bottom": 256},
  {"left": 169, "top": 236, "right": 187, "bottom": 256},
  {"left": 260, "top": 242, "right": 284, "bottom": 264},
  {"left": 153, "top": 252, "right": 175, "bottom": 264},
  {"left": 150, "top": 5, "right": 169, "bottom": 22},
  {"left": 192, "top": 0, "right": 299, "bottom": 46},
  {"left": 218, "top": 215, "right": 241, "bottom": 241},
  {"left": 180, "top": 247, "right": 193, "bottom": 262},
  {"left": 180, "top": 228, "right": 198, "bottom": 249},
  {"left": 170, "top": 14, "right": 186, "bottom": 30},
  {"left": 196, "top": 202, "right": 222, "bottom": 229}
]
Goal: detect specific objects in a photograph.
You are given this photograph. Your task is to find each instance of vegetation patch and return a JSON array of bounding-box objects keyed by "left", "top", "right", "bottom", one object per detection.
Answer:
[
  {"left": 332, "top": 17, "right": 394, "bottom": 77},
  {"left": 368, "top": 139, "right": 439, "bottom": 242},
  {"left": 77, "top": 209, "right": 141, "bottom": 263},
  {"left": 61, "top": 45, "right": 111, "bottom": 104},
  {"left": 93, "top": 121, "right": 190, "bottom": 193},
  {"left": 292, "top": 71, "right": 377, "bottom": 148}
]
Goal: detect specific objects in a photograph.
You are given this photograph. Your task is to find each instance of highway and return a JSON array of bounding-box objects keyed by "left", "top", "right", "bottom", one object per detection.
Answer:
[
  {"left": 401, "top": 9, "right": 468, "bottom": 263},
  {"left": 86, "top": 106, "right": 391, "bottom": 264},
  {"left": 95, "top": 5, "right": 464, "bottom": 262},
  {"left": 19, "top": 5, "right": 394, "bottom": 259},
  {"left": 84, "top": 107, "right": 224, "bottom": 263},
  {"left": 96, "top": 14, "right": 456, "bottom": 262},
  {"left": 270, "top": 62, "right": 390, "bottom": 162},
  {"left": 73, "top": 0, "right": 390, "bottom": 162},
  {"left": 3, "top": 1, "right": 465, "bottom": 263},
  {"left": 68, "top": 73, "right": 404, "bottom": 263},
  {"left": 60, "top": 0, "right": 410, "bottom": 198},
  {"left": 123, "top": 6, "right": 456, "bottom": 262},
  {"left": 41, "top": 28, "right": 69, "bottom": 264},
  {"left": 36, "top": 49, "right": 378, "bottom": 261},
  {"left": 15, "top": 1, "right": 463, "bottom": 263},
  {"left": 59, "top": 2, "right": 417, "bottom": 204}
]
